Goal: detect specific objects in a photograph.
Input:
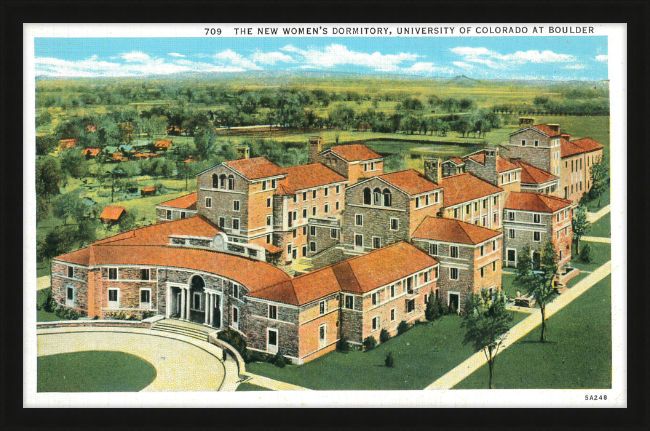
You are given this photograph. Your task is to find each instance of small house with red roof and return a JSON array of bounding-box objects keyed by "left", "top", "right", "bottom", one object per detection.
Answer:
[
  {"left": 81, "top": 147, "right": 102, "bottom": 158},
  {"left": 58, "top": 138, "right": 79, "bottom": 151},
  {"left": 140, "top": 186, "right": 157, "bottom": 197},
  {"left": 154, "top": 139, "right": 173, "bottom": 151},
  {"left": 503, "top": 191, "right": 574, "bottom": 268},
  {"left": 99, "top": 205, "right": 127, "bottom": 225},
  {"left": 412, "top": 216, "right": 503, "bottom": 312}
]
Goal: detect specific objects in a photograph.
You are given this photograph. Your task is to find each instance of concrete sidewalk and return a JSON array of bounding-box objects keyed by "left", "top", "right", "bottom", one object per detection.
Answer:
[
  {"left": 586, "top": 204, "right": 611, "bottom": 223},
  {"left": 37, "top": 276, "right": 51, "bottom": 291},
  {"left": 241, "top": 372, "right": 311, "bottom": 391},
  {"left": 424, "top": 260, "right": 611, "bottom": 390},
  {"left": 582, "top": 236, "right": 611, "bottom": 244}
]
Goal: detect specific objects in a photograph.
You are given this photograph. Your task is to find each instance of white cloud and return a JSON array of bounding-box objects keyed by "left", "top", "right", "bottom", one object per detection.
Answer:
[
  {"left": 596, "top": 54, "right": 608, "bottom": 63},
  {"left": 564, "top": 64, "right": 586, "bottom": 70},
  {"left": 451, "top": 46, "right": 576, "bottom": 69},
  {"left": 250, "top": 50, "right": 294, "bottom": 65},
  {"left": 452, "top": 61, "right": 474, "bottom": 69},
  {"left": 399, "top": 62, "right": 453, "bottom": 76},
  {"left": 500, "top": 50, "right": 575, "bottom": 64},
  {"left": 214, "top": 49, "right": 262, "bottom": 70},
  {"left": 168, "top": 52, "right": 185, "bottom": 57},
  {"left": 121, "top": 51, "right": 151, "bottom": 62},
  {"left": 281, "top": 43, "right": 419, "bottom": 72}
]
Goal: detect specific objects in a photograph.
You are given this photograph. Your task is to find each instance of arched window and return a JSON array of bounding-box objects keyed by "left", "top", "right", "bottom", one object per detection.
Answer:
[
  {"left": 363, "top": 188, "right": 371, "bottom": 205},
  {"left": 212, "top": 174, "right": 218, "bottom": 189},
  {"left": 228, "top": 175, "right": 235, "bottom": 190},
  {"left": 219, "top": 174, "right": 227, "bottom": 189},
  {"left": 373, "top": 188, "right": 382, "bottom": 206},
  {"left": 383, "top": 189, "right": 392, "bottom": 207}
]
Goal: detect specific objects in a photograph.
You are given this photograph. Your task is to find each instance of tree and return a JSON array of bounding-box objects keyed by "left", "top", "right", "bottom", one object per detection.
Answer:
[
  {"left": 461, "top": 290, "right": 512, "bottom": 389},
  {"left": 589, "top": 157, "right": 608, "bottom": 208},
  {"left": 36, "top": 135, "right": 58, "bottom": 156},
  {"left": 400, "top": 116, "right": 420, "bottom": 135},
  {"left": 514, "top": 243, "right": 558, "bottom": 342},
  {"left": 36, "top": 110, "right": 53, "bottom": 128},
  {"left": 456, "top": 118, "right": 472, "bottom": 137},
  {"left": 60, "top": 149, "right": 88, "bottom": 179},
  {"left": 36, "top": 158, "right": 62, "bottom": 197},
  {"left": 37, "top": 226, "right": 75, "bottom": 263},
  {"left": 572, "top": 205, "right": 589, "bottom": 254},
  {"left": 118, "top": 211, "right": 137, "bottom": 232},
  {"left": 75, "top": 219, "right": 99, "bottom": 247},
  {"left": 36, "top": 195, "right": 52, "bottom": 223},
  {"left": 194, "top": 127, "right": 215, "bottom": 160},
  {"left": 53, "top": 192, "right": 88, "bottom": 225},
  {"left": 425, "top": 293, "right": 441, "bottom": 321}
]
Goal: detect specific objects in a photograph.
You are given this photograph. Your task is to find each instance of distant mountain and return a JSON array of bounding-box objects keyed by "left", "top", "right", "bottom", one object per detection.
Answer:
[{"left": 443, "top": 75, "right": 483, "bottom": 87}]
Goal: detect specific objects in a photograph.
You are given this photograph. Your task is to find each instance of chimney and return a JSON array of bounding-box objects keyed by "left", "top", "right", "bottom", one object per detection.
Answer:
[
  {"left": 548, "top": 124, "right": 561, "bottom": 134},
  {"left": 308, "top": 136, "right": 323, "bottom": 164},
  {"left": 560, "top": 132, "right": 572, "bottom": 140},
  {"left": 485, "top": 147, "right": 497, "bottom": 173},
  {"left": 235, "top": 144, "right": 250, "bottom": 160},
  {"left": 424, "top": 158, "right": 442, "bottom": 183},
  {"left": 519, "top": 117, "right": 534, "bottom": 127}
]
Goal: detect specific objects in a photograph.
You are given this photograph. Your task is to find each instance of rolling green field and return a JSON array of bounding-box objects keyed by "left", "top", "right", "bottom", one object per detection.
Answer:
[
  {"left": 38, "top": 351, "right": 157, "bottom": 392},
  {"left": 588, "top": 212, "right": 611, "bottom": 238},
  {"left": 247, "top": 312, "right": 527, "bottom": 390},
  {"left": 454, "top": 275, "right": 611, "bottom": 389}
]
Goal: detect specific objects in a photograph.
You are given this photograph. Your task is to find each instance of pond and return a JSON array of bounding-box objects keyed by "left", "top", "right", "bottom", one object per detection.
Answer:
[{"left": 364, "top": 139, "right": 482, "bottom": 160}]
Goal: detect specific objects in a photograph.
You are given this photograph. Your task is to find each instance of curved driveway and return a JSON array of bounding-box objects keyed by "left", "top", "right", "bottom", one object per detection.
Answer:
[{"left": 37, "top": 327, "right": 239, "bottom": 391}]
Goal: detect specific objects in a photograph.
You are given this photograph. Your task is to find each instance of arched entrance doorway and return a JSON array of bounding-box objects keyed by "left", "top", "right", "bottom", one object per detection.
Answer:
[{"left": 188, "top": 275, "right": 205, "bottom": 324}]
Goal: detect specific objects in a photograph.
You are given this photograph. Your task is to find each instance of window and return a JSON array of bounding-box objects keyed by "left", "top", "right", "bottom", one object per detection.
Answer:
[
  {"left": 108, "top": 288, "right": 119, "bottom": 309},
  {"left": 310, "top": 241, "right": 316, "bottom": 252},
  {"left": 266, "top": 215, "right": 272, "bottom": 226},
  {"left": 509, "top": 229, "right": 515, "bottom": 239},
  {"left": 363, "top": 188, "right": 371, "bottom": 205},
  {"left": 302, "top": 245, "right": 307, "bottom": 257},
  {"left": 390, "top": 218, "right": 399, "bottom": 231},
  {"left": 66, "top": 286, "right": 75, "bottom": 307},
  {"left": 534, "top": 139, "right": 539, "bottom": 147},
  {"left": 483, "top": 199, "right": 487, "bottom": 209},
  {"left": 355, "top": 214, "right": 363, "bottom": 226},
  {"left": 303, "top": 226, "right": 307, "bottom": 235},
  {"left": 319, "top": 324, "right": 327, "bottom": 348},
  {"left": 302, "top": 208, "right": 307, "bottom": 219},
  {"left": 373, "top": 188, "right": 381, "bottom": 205},
  {"left": 534, "top": 231, "right": 541, "bottom": 242},
  {"left": 493, "top": 261, "right": 496, "bottom": 271},
  {"left": 480, "top": 245, "right": 485, "bottom": 256},
  {"left": 312, "top": 206, "right": 317, "bottom": 216},
  {"left": 454, "top": 208, "right": 459, "bottom": 218},
  {"left": 319, "top": 301, "right": 327, "bottom": 314},
  {"left": 233, "top": 200, "right": 240, "bottom": 211},
  {"left": 474, "top": 202, "right": 478, "bottom": 212},
  {"left": 508, "top": 211, "right": 515, "bottom": 221},
  {"left": 372, "top": 292, "right": 378, "bottom": 306},
  {"left": 331, "top": 229, "right": 337, "bottom": 239},
  {"left": 492, "top": 240, "right": 497, "bottom": 251},
  {"left": 345, "top": 295, "right": 354, "bottom": 309},
  {"left": 383, "top": 189, "right": 392, "bottom": 207},
  {"left": 373, "top": 237, "right": 381, "bottom": 249},
  {"left": 324, "top": 203, "right": 330, "bottom": 214},
  {"left": 372, "top": 316, "right": 379, "bottom": 331},
  {"left": 521, "top": 139, "right": 526, "bottom": 146},
  {"left": 269, "top": 305, "right": 277, "bottom": 320},
  {"left": 390, "top": 285, "right": 395, "bottom": 298},
  {"left": 407, "top": 299, "right": 415, "bottom": 313},
  {"left": 272, "top": 179, "right": 278, "bottom": 188},
  {"left": 391, "top": 308, "right": 396, "bottom": 322},
  {"left": 140, "top": 289, "right": 151, "bottom": 309},
  {"left": 534, "top": 213, "right": 541, "bottom": 223},
  {"left": 292, "top": 229, "right": 297, "bottom": 239},
  {"left": 266, "top": 197, "right": 271, "bottom": 208},
  {"left": 310, "top": 226, "right": 316, "bottom": 236},
  {"left": 302, "top": 192, "right": 307, "bottom": 201},
  {"left": 262, "top": 180, "right": 267, "bottom": 191},
  {"left": 219, "top": 217, "right": 225, "bottom": 228},
  {"left": 205, "top": 197, "right": 212, "bottom": 208},
  {"left": 266, "top": 235, "right": 272, "bottom": 244},
  {"left": 415, "top": 197, "right": 420, "bottom": 209},
  {"left": 425, "top": 195, "right": 430, "bottom": 206},
  {"left": 232, "top": 218, "right": 240, "bottom": 231},
  {"left": 141, "top": 269, "right": 150, "bottom": 280},
  {"left": 482, "top": 216, "right": 487, "bottom": 227},
  {"left": 166, "top": 209, "right": 172, "bottom": 220},
  {"left": 180, "top": 212, "right": 186, "bottom": 219},
  {"left": 212, "top": 174, "right": 218, "bottom": 188},
  {"left": 450, "top": 268, "right": 459, "bottom": 280},
  {"left": 336, "top": 201, "right": 340, "bottom": 210},
  {"left": 227, "top": 175, "right": 235, "bottom": 190},
  {"left": 220, "top": 174, "right": 227, "bottom": 189},
  {"left": 336, "top": 185, "right": 340, "bottom": 194},
  {"left": 313, "top": 190, "right": 317, "bottom": 199},
  {"left": 434, "top": 192, "right": 439, "bottom": 203},
  {"left": 450, "top": 246, "right": 459, "bottom": 258},
  {"left": 480, "top": 267, "right": 485, "bottom": 278},
  {"left": 108, "top": 268, "right": 117, "bottom": 280},
  {"left": 324, "top": 188, "right": 329, "bottom": 197},
  {"left": 67, "top": 266, "right": 74, "bottom": 278},
  {"left": 429, "top": 243, "right": 438, "bottom": 256},
  {"left": 466, "top": 204, "right": 470, "bottom": 214}
]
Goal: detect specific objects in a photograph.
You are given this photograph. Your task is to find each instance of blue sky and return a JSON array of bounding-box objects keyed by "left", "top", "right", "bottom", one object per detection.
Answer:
[{"left": 34, "top": 37, "right": 608, "bottom": 81}]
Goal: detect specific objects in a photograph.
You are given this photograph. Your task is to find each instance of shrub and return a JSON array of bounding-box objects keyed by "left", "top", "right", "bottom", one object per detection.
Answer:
[
  {"left": 379, "top": 329, "right": 391, "bottom": 343},
  {"left": 68, "top": 310, "right": 80, "bottom": 320},
  {"left": 271, "top": 350, "right": 289, "bottom": 368},
  {"left": 397, "top": 320, "right": 410, "bottom": 335},
  {"left": 580, "top": 243, "right": 594, "bottom": 263},
  {"left": 439, "top": 301, "right": 450, "bottom": 316},
  {"left": 43, "top": 291, "right": 57, "bottom": 313},
  {"left": 55, "top": 306, "right": 65, "bottom": 318},
  {"left": 425, "top": 295, "right": 441, "bottom": 321},
  {"left": 128, "top": 313, "right": 139, "bottom": 321},
  {"left": 363, "top": 336, "right": 377, "bottom": 351},
  {"left": 142, "top": 310, "right": 156, "bottom": 319},
  {"left": 245, "top": 350, "right": 274, "bottom": 364},
  {"left": 336, "top": 336, "right": 350, "bottom": 352},
  {"left": 385, "top": 352, "right": 394, "bottom": 368},
  {"left": 217, "top": 328, "right": 247, "bottom": 358}
]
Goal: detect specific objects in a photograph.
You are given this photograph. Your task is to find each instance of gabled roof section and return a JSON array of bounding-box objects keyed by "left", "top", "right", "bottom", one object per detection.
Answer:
[
  {"left": 55, "top": 247, "right": 91, "bottom": 266},
  {"left": 464, "top": 152, "right": 519, "bottom": 173},
  {"left": 509, "top": 159, "right": 558, "bottom": 185},
  {"left": 158, "top": 192, "right": 197, "bottom": 210},
  {"left": 444, "top": 157, "right": 464, "bottom": 165},
  {"left": 560, "top": 138, "right": 586, "bottom": 158},
  {"left": 223, "top": 157, "right": 286, "bottom": 180},
  {"left": 99, "top": 205, "right": 126, "bottom": 221},
  {"left": 571, "top": 137, "right": 604, "bottom": 153},
  {"left": 276, "top": 163, "right": 347, "bottom": 195},
  {"left": 325, "top": 143, "right": 383, "bottom": 162},
  {"left": 505, "top": 191, "right": 572, "bottom": 213},
  {"left": 412, "top": 216, "right": 501, "bottom": 245},
  {"left": 377, "top": 169, "right": 442, "bottom": 196},
  {"left": 532, "top": 124, "right": 562, "bottom": 137},
  {"left": 438, "top": 173, "right": 503, "bottom": 207}
]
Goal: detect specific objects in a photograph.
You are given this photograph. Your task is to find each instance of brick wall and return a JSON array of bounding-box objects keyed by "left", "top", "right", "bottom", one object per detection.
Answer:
[
  {"left": 51, "top": 261, "right": 89, "bottom": 316},
  {"left": 508, "top": 129, "right": 556, "bottom": 172},
  {"left": 307, "top": 224, "right": 340, "bottom": 257},
  {"left": 197, "top": 165, "right": 251, "bottom": 234},
  {"left": 246, "top": 299, "right": 299, "bottom": 358}
]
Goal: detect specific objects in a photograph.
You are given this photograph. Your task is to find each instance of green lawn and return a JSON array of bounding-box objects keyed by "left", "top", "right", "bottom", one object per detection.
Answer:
[
  {"left": 454, "top": 275, "right": 611, "bottom": 389},
  {"left": 236, "top": 383, "right": 272, "bottom": 391},
  {"left": 570, "top": 242, "right": 611, "bottom": 273},
  {"left": 247, "top": 313, "right": 527, "bottom": 390},
  {"left": 587, "top": 212, "right": 611, "bottom": 238},
  {"left": 582, "top": 183, "right": 611, "bottom": 213},
  {"left": 36, "top": 288, "right": 60, "bottom": 322},
  {"left": 38, "top": 351, "right": 157, "bottom": 392}
]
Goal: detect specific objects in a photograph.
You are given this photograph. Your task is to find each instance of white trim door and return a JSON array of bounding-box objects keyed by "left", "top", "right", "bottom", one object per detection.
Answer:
[
  {"left": 267, "top": 329, "right": 278, "bottom": 354},
  {"left": 232, "top": 306, "right": 239, "bottom": 330},
  {"left": 108, "top": 288, "right": 119, "bottom": 309},
  {"left": 319, "top": 324, "right": 327, "bottom": 349}
]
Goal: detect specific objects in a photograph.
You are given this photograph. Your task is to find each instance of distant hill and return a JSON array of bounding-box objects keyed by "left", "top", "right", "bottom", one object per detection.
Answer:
[{"left": 443, "top": 75, "right": 483, "bottom": 87}]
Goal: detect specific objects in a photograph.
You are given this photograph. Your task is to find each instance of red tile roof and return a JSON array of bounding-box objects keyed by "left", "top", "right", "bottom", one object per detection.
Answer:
[
  {"left": 377, "top": 169, "right": 442, "bottom": 196},
  {"left": 55, "top": 247, "right": 91, "bottom": 266},
  {"left": 277, "top": 163, "right": 347, "bottom": 194},
  {"left": 560, "top": 138, "right": 587, "bottom": 158},
  {"left": 464, "top": 152, "right": 519, "bottom": 173},
  {"left": 571, "top": 137, "right": 603, "bottom": 153},
  {"left": 159, "top": 193, "right": 197, "bottom": 210},
  {"left": 327, "top": 143, "right": 383, "bottom": 162},
  {"left": 412, "top": 216, "right": 501, "bottom": 245},
  {"left": 81, "top": 147, "right": 101, "bottom": 157},
  {"left": 224, "top": 157, "right": 286, "bottom": 180},
  {"left": 446, "top": 156, "right": 464, "bottom": 165},
  {"left": 155, "top": 140, "right": 172, "bottom": 149},
  {"left": 509, "top": 159, "right": 558, "bottom": 185},
  {"left": 438, "top": 173, "right": 503, "bottom": 207},
  {"left": 250, "top": 242, "right": 438, "bottom": 305},
  {"left": 99, "top": 205, "right": 126, "bottom": 221},
  {"left": 505, "top": 192, "right": 572, "bottom": 213},
  {"left": 532, "top": 124, "right": 562, "bottom": 137}
]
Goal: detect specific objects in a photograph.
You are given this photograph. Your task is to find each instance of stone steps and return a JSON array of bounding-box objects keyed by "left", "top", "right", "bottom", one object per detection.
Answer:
[{"left": 151, "top": 319, "right": 213, "bottom": 342}]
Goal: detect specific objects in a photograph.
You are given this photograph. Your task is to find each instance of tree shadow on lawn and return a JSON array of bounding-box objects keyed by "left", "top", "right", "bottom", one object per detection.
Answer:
[{"left": 519, "top": 340, "right": 559, "bottom": 345}]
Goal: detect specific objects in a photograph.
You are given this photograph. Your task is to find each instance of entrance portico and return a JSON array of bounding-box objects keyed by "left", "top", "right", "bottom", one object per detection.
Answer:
[{"left": 166, "top": 276, "right": 222, "bottom": 329}]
